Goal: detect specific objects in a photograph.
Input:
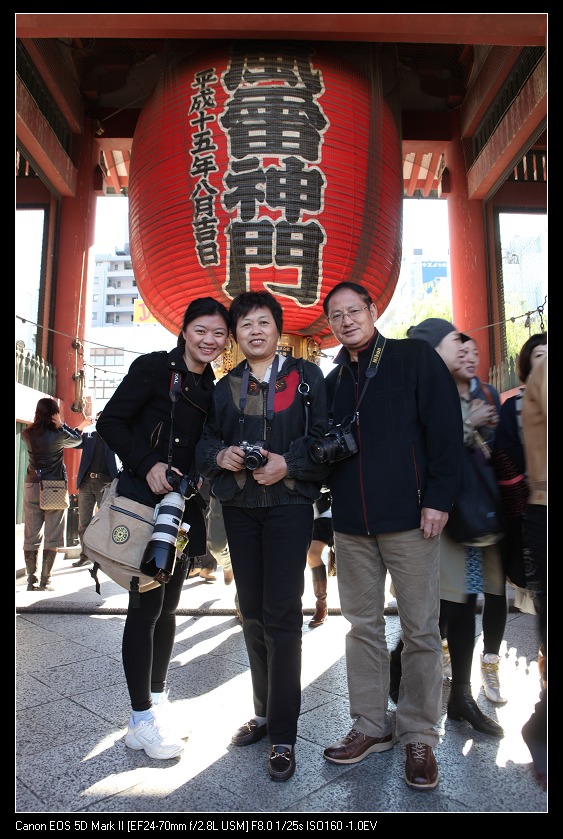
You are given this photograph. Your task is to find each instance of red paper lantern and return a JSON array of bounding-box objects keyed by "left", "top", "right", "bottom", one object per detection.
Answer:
[{"left": 129, "top": 43, "right": 403, "bottom": 348}]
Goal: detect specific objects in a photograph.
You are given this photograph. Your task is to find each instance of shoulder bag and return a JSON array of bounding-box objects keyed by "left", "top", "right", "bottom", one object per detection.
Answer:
[
  {"left": 38, "top": 479, "right": 70, "bottom": 510},
  {"left": 445, "top": 430, "right": 505, "bottom": 547},
  {"left": 28, "top": 434, "right": 70, "bottom": 510},
  {"left": 84, "top": 370, "right": 192, "bottom": 605},
  {"left": 83, "top": 477, "right": 161, "bottom": 598}
]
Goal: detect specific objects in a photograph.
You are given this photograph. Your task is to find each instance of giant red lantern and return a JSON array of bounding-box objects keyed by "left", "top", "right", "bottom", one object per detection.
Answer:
[{"left": 129, "top": 43, "right": 403, "bottom": 348}]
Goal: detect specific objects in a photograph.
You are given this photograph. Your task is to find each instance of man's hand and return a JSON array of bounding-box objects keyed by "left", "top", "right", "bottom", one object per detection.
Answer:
[{"left": 420, "top": 508, "right": 448, "bottom": 540}]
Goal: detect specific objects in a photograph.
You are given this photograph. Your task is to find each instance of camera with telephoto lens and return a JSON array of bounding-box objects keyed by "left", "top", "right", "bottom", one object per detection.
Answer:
[
  {"left": 310, "top": 424, "right": 358, "bottom": 465},
  {"left": 240, "top": 441, "right": 268, "bottom": 471},
  {"left": 167, "top": 471, "right": 198, "bottom": 499},
  {"left": 139, "top": 472, "right": 200, "bottom": 584}
]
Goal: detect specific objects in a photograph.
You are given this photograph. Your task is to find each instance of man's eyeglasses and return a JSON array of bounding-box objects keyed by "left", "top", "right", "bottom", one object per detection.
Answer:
[{"left": 326, "top": 306, "right": 369, "bottom": 325}]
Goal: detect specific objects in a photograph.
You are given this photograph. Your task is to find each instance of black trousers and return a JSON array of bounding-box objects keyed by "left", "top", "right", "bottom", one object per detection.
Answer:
[
  {"left": 222, "top": 503, "right": 313, "bottom": 746},
  {"left": 122, "top": 558, "right": 189, "bottom": 710}
]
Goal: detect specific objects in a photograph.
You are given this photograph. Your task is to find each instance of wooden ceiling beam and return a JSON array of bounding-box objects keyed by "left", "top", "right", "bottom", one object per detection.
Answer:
[
  {"left": 467, "top": 54, "right": 546, "bottom": 200},
  {"left": 16, "top": 75, "right": 77, "bottom": 197},
  {"left": 15, "top": 13, "right": 546, "bottom": 47}
]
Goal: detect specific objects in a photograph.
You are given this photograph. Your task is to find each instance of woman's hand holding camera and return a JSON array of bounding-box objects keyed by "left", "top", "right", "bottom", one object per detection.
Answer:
[
  {"left": 252, "top": 451, "right": 287, "bottom": 485},
  {"left": 146, "top": 462, "right": 183, "bottom": 494},
  {"left": 216, "top": 445, "right": 247, "bottom": 472}
]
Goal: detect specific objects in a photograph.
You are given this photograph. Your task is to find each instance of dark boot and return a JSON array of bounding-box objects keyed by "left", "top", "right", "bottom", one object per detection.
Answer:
[
  {"left": 447, "top": 683, "right": 504, "bottom": 738},
  {"left": 389, "top": 638, "right": 404, "bottom": 703},
  {"left": 39, "top": 549, "right": 57, "bottom": 591},
  {"left": 309, "top": 565, "right": 328, "bottom": 628},
  {"left": 24, "top": 550, "right": 39, "bottom": 591}
]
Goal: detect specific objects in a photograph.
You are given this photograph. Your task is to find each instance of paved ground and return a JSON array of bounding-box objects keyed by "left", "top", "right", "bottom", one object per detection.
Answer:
[{"left": 15, "top": 551, "right": 547, "bottom": 820}]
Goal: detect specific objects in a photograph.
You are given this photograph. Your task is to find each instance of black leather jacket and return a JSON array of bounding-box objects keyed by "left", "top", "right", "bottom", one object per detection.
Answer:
[
  {"left": 23, "top": 425, "right": 83, "bottom": 482},
  {"left": 96, "top": 346, "right": 216, "bottom": 556},
  {"left": 195, "top": 354, "right": 331, "bottom": 508}
]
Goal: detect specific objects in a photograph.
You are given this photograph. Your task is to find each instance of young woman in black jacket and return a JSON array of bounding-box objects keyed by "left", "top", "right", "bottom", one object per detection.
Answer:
[{"left": 97, "top": 296, "right": 229, "bottom": 760}]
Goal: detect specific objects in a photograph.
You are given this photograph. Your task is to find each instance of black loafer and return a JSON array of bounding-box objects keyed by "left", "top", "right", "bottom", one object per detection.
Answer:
[
  {"left": 231, "top": 719, "right": 268, "bottom": 747},
  {"left": 268, "top": 746, "right": 295, "bottom": 781}
]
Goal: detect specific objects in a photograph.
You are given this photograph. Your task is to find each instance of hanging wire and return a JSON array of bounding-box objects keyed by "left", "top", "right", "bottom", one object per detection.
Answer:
[{"left": 17, "top": 296, "right": 547, "bottom": 362}]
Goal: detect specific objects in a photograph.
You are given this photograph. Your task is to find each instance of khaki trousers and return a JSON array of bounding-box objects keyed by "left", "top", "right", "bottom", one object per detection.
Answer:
[{"left": 334, "top": 527, "right": 442, "bottom": 747}]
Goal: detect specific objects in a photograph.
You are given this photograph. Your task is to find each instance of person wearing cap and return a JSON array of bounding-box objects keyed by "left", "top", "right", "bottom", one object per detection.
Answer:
[
  {"left": 321, "top": 284, "right": 463, "bottom": 791},
  {"left": 405, "top": 319, "right": 505, "bottom": 739},
  {"left": 72, "top": 410, "right": 120, "bottom": 568}
]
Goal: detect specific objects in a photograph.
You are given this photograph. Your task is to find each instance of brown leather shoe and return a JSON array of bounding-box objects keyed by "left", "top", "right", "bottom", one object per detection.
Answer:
[
  {"left": 231, "top": 719, "right": 267, "bottom": 747},
  {"left": 404, "top": 743, "right": 439, "bottom": 789},
  {"left": 323, "top": 728, "right": 394, "bottom": 764},
  {"left": 268, "top": 746, "right": 295, "bottom": 781}
]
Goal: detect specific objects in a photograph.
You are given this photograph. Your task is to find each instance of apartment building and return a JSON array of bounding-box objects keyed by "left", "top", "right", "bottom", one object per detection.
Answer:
[{"left": 86, "top": 246, "right": 173, "bottom": 412}]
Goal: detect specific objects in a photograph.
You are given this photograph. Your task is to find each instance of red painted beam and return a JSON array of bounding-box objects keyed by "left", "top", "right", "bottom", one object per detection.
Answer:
[
  {"left": 15, "top": 13, "right": 547, "bottom": 47},
  {"left": 16, "top": 75, "right": 78, "bottom": 197},
  {"left": 467, "top": 54, "right": 546, "bottom": 200}
]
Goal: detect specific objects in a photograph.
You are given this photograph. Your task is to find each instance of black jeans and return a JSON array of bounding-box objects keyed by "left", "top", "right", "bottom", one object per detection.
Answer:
[
  {"left": 222, "top": 503, "right": 313, "bottom": 746},
  {"left": 122, "top": 558, "right": 189, "bottom": 710}
]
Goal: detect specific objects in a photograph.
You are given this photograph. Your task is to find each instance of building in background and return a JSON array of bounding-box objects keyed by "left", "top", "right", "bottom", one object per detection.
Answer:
[{"left": 85, "top": 245, "right": 173, "bottom": 412}]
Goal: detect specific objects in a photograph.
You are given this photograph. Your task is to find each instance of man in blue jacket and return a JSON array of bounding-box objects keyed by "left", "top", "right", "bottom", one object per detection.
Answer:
[
  {"left": 72, "top": 411, "right": 119, "bottom": 568},
  {"left": 320, "top": 282, "right": 464, "bottom": 790}
]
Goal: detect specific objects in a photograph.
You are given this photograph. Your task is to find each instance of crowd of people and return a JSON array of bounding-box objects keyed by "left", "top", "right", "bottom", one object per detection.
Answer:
[{"left": 20, "top": 291, "right": 547, "bottom": 793}]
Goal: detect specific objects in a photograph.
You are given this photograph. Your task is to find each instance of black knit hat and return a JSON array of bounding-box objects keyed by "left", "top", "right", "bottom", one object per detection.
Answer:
[{"left": 407, "top": 318, "right": 459, "bottom": 348}]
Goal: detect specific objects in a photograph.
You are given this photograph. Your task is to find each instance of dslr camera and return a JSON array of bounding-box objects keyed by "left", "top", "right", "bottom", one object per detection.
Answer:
[
  {"left": 167, "top": 470, "right": 207, "bottom": 509},
  {"left": 240, "top": 441, "right": 268, "bottom": 471},
  {"left": 310, "top": 425, "right": 358, "bottom": 465},
  {"left": 139, "top": 471, "right": 205, "bottom": 584}
]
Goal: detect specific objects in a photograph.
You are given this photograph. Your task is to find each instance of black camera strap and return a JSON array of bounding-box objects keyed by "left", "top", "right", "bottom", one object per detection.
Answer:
[
  {"left": 330, "top": 332, "right": 387, "bottom": 429},
  {"left": 166, "top": 369, "right": 183, "bottom": 479},
  {"left": 297, "top": 357, "right": 311, "bottom": 436},
  {"left": 238, "top": 353, "right": 280, "bottom": 445}
]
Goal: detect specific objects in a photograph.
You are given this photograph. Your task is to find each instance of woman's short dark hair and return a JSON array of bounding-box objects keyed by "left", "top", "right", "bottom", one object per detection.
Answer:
[
  {"left": 517, "top": 332, "right": 547, "bottom": 383},
  {"left": 177, "top": 296, "right": 230, "bottom": 348},
  {"left": 229, "top": 290, "right": 283, "bottom": 337},
  {"left": 322, "top": 282, "right": 373, "bottom": 315}
]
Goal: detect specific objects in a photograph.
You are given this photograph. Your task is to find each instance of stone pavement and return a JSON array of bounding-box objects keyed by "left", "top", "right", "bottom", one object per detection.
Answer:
[{"left": 15, "top": 552, "right": 547, "bottom": 818}]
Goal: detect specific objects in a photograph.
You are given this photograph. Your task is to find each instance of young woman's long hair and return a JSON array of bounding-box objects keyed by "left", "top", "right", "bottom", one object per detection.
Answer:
[{"left": 27, "top": 398, "right": 60, "bottom": 437}]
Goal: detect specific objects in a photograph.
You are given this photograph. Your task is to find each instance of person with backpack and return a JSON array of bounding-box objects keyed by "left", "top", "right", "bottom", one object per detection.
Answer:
[{"left": 96, "top": 297, "right": 229, "bottom": 760}]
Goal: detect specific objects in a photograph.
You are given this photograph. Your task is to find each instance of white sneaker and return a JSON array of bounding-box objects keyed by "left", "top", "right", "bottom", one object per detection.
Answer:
[
  {"left": 442, "top": 640, "right": 452, "bottom": 680},
  {"left": 151, "top": 690, "right": 170, "bottom": 711},
  {"left": 124, "top": 712, "right": 184, "bottom": 760},
  {"left": 480, "top": 653, "right": 507, "bottom": 704},
  {"left": 151, "top": 692, "right": 192, "bottom": 739}
]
